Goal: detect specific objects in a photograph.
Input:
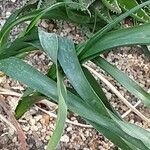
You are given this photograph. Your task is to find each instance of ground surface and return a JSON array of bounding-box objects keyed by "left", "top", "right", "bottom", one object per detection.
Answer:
[{"left": 0, "top": 0, "right": 150, "bottom": 150}]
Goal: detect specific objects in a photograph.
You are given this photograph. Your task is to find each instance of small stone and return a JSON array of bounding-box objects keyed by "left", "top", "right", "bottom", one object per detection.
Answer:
[
  {"left": 36, "top": 122, "right": 42, "bottom": 129},
  {"left": 146, "top": 128, "right": 150, "bottom": 132},
  {"left": 29, "top": 108, "right": 37, "bottom": 115},
  {"left": 30, "top": 126, "right": 38, "bottom": 131},
  {"left": 25, "top": 113, "right": 33, "bottom": 121},
  {"left": 0, "top": 134, "right": 9, "bottom": 145},
  {"left": 28, "top": 130, "right": 32, "bottom": 135},
  {"left": 8, "top": 127, "right": 15, "bottom": 136},
  {"left": 41, "top": 20, "right": 49, "bottom": 28},
  {"left": 29, "top": 119, "right": 36, "bottom": 126},
  {"left": 45, "top": 135, "right": 50, "bottom": 141},
  {"left": 41, "top": 128, "right": 46, "bottom": 133},
  {"left": 12, "top": 137, "right": 17, "bottom": 142},
  {"left": 66, "top": 126, "right": 72, "bottom": 132},
  {"left": 70, "top": 117, "right": 76, "bottom": 121},
  {"left": 128, "top": 54, "right": 132, "bottom": 59},
  {"left": 44, "top": 145, "right": 47, "bottom": 150},
  {"left": 49, "top": 124, "right": 55, "bottom": 129},
  {"left": 40, "top": 114, "right": 50, "bottom": 126},
  {"left": 135, "top": 122, "right": 142, "bottom": 127},
  {"left": 34, "top": 115, "right": 42, "bottom": 122},
  {"left": 83, "top": 148, "right": 89, "bottom": 150},
  {"left": 23, "top": 126, "right": 30, "bottom": 132},
  {"left": 130, "top": 119, "right": 134, "bottom": 124},
  {"left": 6, "top": 12, "right": 11, "bottom": 18},
  {"left": 48, "top": 23, "right": 54, "bottom": 31},
  {"left": 11, "top": 0, "right": 16, "bottom": 2},
  {"left": 60, "top": 135, "right": 69, "bottom": 143},
  {"left": 106, "top": 92, "right": 112, "bottom": 99},
  {"left": 80, "top": 134, "right": 86, "bottom": 141}
]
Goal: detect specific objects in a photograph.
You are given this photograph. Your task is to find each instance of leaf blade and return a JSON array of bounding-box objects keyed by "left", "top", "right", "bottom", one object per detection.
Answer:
[
  {"left": 1, "top": 57, "right": 150, "bottom": 149},
  {"left": 93, "top": 57, "right": 150, "bottom": 107}
]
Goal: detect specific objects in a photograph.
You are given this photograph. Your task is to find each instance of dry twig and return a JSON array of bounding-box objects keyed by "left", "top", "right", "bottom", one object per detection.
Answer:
[
  {"left": 122, "top": 101, "right": 141, "bottom": 118},
  {"left": 0, "top": 87, "right": 22, "bottom": 97},
  {"left": 0, "top": 88, "right": 92, "bottom": 128},
  {"left": 0, "top": 113, "right": 16, "bottom": 131},
  {"left": 0, "top": 96, "right": 27, "bottom": 150},
  {"left": 35, "top": 105, "right": 93, "bottom": 128},
  {"left": 84, "top": 64, "right": 150, "bottom": 124}
]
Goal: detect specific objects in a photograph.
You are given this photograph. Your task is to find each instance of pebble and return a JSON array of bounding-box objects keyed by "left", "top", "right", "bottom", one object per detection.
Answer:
[
  {"left": 11, "top": 0, "right": 16, "bottom": 2},
  {"left": 29, "top": 108, "right": 37, "bottom": 115},
  {"left": 0, "top": 134, "right": 9, "bottom": 145},
  {"left": 66, "top": 126, "right": 72, "bottom": 132},
  {"left": 6, "top": 12, "right": 11, "bottom": 18},
  {"left": 12, "top": 137, "right": 17, "bottom": 143},
  {"left": 60, "top": 135, "right": 70, "bottom": 143},
  {"left": 83, "top": 148, "right": 90, "bottom": 150},
  {"left": 41, "top": 20, "right": 49, "bottom": 29},
  {"left": 41, "top": 128, "right": 46, "bottom": 133},
  {"left": 34, "top": 115, "right": 42, "bottom": 122},
  {"left": 1, "top": 0, "right": 150, "bottom": 149},
  {"left": 23, "top": 126, "right": 30, "bottom": 132},
  {"left": 106, "top": 92, "right": 112, "bottom": 99},
  {"left": 8, "top": 128, "right": 15, "bottom": 136},
  {"left": 30, "top": 126, "right": 39, "bottom": 132},
  {"left": 29, "top": 119, "right": 36, "bottom": 126},
  {"left": 45, "top": 135, "right": 50, "bottom": 141}
]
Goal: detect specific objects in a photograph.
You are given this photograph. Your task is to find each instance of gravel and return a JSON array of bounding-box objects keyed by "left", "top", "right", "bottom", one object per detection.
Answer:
[{"left": 0, "top": 1, "right": 150, "bottom": 150}]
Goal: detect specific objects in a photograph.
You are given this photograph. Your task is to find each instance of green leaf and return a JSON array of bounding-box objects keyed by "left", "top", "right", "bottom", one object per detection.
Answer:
[
  {"left": 102, "top": 0, "right": 122, "bottom": 14},
  {"left": 0, "top": 27, "right": 39, "bottom": 60},
  {"left": 38, "top": 28, "right": 120, "bottom": 117},
  {"left": 82, "top": 67, "right": 121, "bottom": 118},
  {"left": 79, "top": 23, "right": 150, "bottom": 61},
  {"left": 39, "top": 29, "right": 67, "bottom": 149},
  {"left": 57, "top": 36, "right": 110, "bottom": 116},
  {"left": 0, "top": 2, "right": 40, "bottom": 46},
  {"left": 141, "top": 45, "right": 150, "bottom": 60},
  {"left": 15, "top": 95, "right": 44, "bottom": 119},
  {"left": 0, "top": 4, "right": 92, "bottom": 47},
  {"left": 1, "top": 57, "right": 150, "bottom": 149},
  {"left": 47, "top": 64, "right": 57, "bottom": 81},
  {"left": 118, "top": 0, "right": 150, "bottom": 22},
  {"left": 87, "top": 120, "right": 139, "bottom": 150},
  {"left": 93, "top": 57, "right": 150, "bottom": 107},
  {"left": 38, "top": 28, "right": 58, "bottom": 63},
  {"left": 77, "top": 0, "right": 150, "bottom": 57},
  {"left": 78, "top": 0, "right": 96, "bottom": 10},
  {"left": 47, "top": 70, "right": 67, "bottom": 150}
]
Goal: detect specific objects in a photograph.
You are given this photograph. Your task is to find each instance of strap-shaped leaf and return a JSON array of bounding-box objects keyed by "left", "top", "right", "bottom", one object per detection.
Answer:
[
  {"left": 0, "top": 2, "right": 39, "bottom": 46},
  {"left": 15, "top": 95, "right": 44, "bottom": 119},
  {"left": 38, "top": 28, "right": 58, "bottom": 63},
  {"left": 1, "top": 57, "right": 150, "bottom": 149},
  {"left": 142, "top": 45, "right": 150, "bottom": 60},
  {"left": 82, "top": 67, "right": 121, "bottom": 118},
  {"left": 0, "top": 27, "right": 39, "bottom": 60},
  {"left": 0, "top": 3, "right": 92, "bottom": 47},
  {"left": 93, "top": 57, "right": 150, "bottom": 107},
  {"left": 39, "top": 29, "right": 68, "bottom": 149},
  {"left": 78, "top": 0, "right": 96, "bottom": 10},
  {"left": 78, "top": 0, "right": 150, "bottom": 57},
  {"left": 80, "top": 23, "right": 150, "bottom": 61},
  {"left": 47, "top": 70, "right": 67, "bottom": 150},
  {"left": 57, "top": 36, "right": 110, "bottom": 116},
  {"left": 25, "top": 2, "right": 66, "bottom": 34}
]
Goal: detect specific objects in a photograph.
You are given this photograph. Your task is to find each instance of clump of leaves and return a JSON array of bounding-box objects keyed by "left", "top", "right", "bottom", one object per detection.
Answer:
[{"left": 0, "top": 1, "right": 150, "bottom": 150}]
